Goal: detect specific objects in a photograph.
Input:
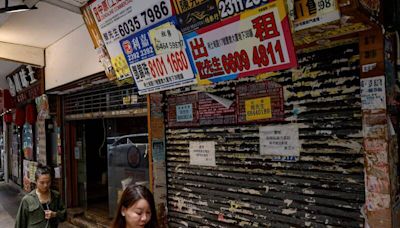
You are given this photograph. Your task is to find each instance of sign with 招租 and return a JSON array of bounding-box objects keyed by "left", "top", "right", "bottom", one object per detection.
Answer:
[{"left": 184, "top": 0, "right": 297, "bottom": 84}]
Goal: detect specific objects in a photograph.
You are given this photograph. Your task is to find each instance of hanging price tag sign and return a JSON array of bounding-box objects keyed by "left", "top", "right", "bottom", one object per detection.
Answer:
[
  {"left": 120, "top": 17, "right": 196, "bottom": 95},
  {"left": 184, "top": 0, "right": 297, "bottom": 84}
]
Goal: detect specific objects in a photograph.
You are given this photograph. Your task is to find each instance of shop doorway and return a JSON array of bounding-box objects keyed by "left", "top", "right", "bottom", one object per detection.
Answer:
[
  {"left": 67, "top": 116, "right": 149, "bottom": 219},
  {"left": 84, "top": 119, "right": 109, "bottom": 218}
]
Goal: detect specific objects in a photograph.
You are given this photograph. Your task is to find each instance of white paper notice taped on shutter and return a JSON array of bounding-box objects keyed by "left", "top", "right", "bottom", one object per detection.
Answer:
[
  {"left": 189, "top": 141, "right": 216, "bottom": 166},
  {"left": 259, "top": 124, "right": 300, "bottom": 156}
]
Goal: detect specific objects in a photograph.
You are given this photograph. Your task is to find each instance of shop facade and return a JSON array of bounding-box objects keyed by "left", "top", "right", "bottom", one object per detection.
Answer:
[
  {"left": 46, "top": 72, "right": 150, "bottom": 220},
  {"left": 0, "top": 65, "right": 62, "bottom": 193}
]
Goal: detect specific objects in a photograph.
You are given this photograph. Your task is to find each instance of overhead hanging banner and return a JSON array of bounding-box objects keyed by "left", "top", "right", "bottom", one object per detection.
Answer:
[
  {"left": 184, "top": 0, "right": 297, "bottom": 84},
  {"left": 120, "top": 17, "right": 196, "bottom": 94},
  {"left": 89, "top": 0, "right": 174, "bottom": 81}
]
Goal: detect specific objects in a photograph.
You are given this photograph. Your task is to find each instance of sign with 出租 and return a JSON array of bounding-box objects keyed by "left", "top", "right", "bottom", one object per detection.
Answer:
[{"left": 184, "top": 0, "right": 297, "bottom": 84}]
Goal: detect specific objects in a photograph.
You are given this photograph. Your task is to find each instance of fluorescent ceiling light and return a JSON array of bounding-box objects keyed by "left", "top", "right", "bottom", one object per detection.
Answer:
[{"left": 0, "top": 0, "right": 37, "bottom": 14}]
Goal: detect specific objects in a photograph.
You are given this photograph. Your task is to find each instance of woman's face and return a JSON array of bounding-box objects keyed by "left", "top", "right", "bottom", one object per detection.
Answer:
[
  {"left": 122, "top": 199, "right": 152, "bottom": 228},
  {"left": 36, "top": 174, "right": 51, "bottom": 193}
]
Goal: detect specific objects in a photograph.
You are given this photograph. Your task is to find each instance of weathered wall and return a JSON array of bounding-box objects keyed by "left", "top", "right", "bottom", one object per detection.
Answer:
[{"left": 165, "top": 42, "right": 365, "bottom": 227}]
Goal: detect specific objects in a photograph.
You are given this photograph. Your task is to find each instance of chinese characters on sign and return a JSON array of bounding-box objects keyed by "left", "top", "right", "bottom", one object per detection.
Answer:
[
  {"left": 176, "top": 104, "right": 193, "bottom": 122},
  {"left": 121, "top": 17, "right": 197, "bottom": 94},
  {"left": 184, "top": 0, "right": 297, "bottom": 84},
  {"left": 259, "top": 124, "right": 300, "bottom": 157},
  {"left": 189, "top": 141, "right": 216, "bottom": 166},
  {"left": 173, "top": 0, "right": 220, "bottom": 34},
  {"left": 216, "top": 0, "right": 269, "bottom": 19},
  {"left": 198, "top": 92, "right": 236, "bottom": 125},
  {"left": 245, "top": 97, "right": 271, "bottom": 121},
  {"left": 236, "top": 81, "right": 284, "bottom": 123},
  {"left": 168, "top": 93, "right": 199, "bottom": 127},
  {"left": 90, "top": 0, "right": 174, "bottom": 81},
  {"left": 291, "top": 0, "right": 340, "bottom": 31},
  {"left": 6, "top": 65, "right": 43, "bottom": 103},
  {"left": 360, "top": 76, "right": 386, "bottom": 110}
]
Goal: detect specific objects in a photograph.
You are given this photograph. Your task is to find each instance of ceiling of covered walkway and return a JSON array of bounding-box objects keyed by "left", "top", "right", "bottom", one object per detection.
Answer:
[{"left": 0, "top": 0, "right": 89, "bottom": 88}]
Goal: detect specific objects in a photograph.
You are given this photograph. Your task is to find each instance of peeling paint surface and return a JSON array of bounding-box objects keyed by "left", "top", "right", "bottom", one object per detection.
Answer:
[{"left": 165, "top": 43, "right": 364, "bottom": 227}]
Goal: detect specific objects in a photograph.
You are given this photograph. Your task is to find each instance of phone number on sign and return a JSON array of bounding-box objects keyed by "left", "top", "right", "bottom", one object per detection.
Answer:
[
  {"left": 130, "top": 50, "right": 190, "bottom": 87},
  {"left": 104, "top": 1, "right": 170, "bottom": 42},
  {"left": 195, "top": 39, "right": 285, "bottom": 79}
]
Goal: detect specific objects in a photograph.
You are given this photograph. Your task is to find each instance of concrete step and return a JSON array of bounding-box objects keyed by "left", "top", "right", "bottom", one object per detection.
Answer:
[
  {"left": 84, "top": 210, "right": 112, "bottom": 228},
  {"left": 70, "top": 216, "right": 100, "bottom": 228},
  {"left": 59, "top": 221, "right": 80, "bottom": 228}
]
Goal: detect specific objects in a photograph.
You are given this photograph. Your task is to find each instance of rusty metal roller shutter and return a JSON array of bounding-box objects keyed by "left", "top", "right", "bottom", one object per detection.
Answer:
[
  {"left": 64, "top": 82, "right": 146, "bottom": 117},
  {"left": 165, "top": 42, "right": 364, "bottom": 227}
]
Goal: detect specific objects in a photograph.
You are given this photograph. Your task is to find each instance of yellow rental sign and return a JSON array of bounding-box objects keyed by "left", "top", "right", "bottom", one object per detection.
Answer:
[{"left": 245, "top": 97, "right": 272, "bottom": 121}]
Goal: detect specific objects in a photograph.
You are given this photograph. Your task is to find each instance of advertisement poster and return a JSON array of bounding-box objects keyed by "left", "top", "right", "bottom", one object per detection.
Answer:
[
  {"left": 82, "top": 5, "right": 115, "bottom": 80},
  {"left": 184, "top": 0, "right": 297, "bottom": 84},
  {"left": 121, "top": 17, "right": 196, "bottom": 94},
  {"left": 189, "top": 141, "right": 216, "bottom": 166},
  {"left": 366, "top": 192, "right": 390, "bottom": 211},
  {"left": 216, "top": 0, "right": 269, "bottom": 20},
  {"left": 168, "top": 93, "right": 199, "bottom": 128},
  {"left": 360, "top": 76, "right": 386, "bottom": 110},
  {"left": 23, "top": 124, "right": 33, "bottom": 160},
  {"left": 259, "top": 124, "right": 300, "bottom": 156},
  {"left": 176, "top": 104, "right": 193, "bottom": 122},
  {"left": 23, "top": 160, "right": 31, "bottom": 192},
  {"left": 90, "top": 0, "right": 174, "bottom": 81},
  {"left": 173, "top": 0, "right": 220, "bottom": 33},
  {"left": 236, "top": 81, "right": 284, "bottom": 123},
  {"left": 198, "top": 92, "right": 236, "bottom": 125},
  {"left": 245, "top": 97, "right": 272, "bottom": 121},
  {"left": 292, "top": 0, "right": 340, "bottom": 31}
]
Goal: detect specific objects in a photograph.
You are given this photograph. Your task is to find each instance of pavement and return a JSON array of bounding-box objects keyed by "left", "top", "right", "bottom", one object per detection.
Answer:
[
  {"left": 0, "top": 181, "right": 75, "bottom": 228},
  {"left": 0, "top": 181, "right": 25, "bottom": 228}
]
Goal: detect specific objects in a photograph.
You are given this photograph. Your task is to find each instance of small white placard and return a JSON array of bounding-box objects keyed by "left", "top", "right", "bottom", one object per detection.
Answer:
[
  {"left": 176, "top": 104, "right": 193, "bottom": 122},
  {"left": 260, "top": 124, "right": 300, "bottom": 156},
  {"left": 361, "top": 76, "right": 386, "bottom": 110},
  {"left": 189, "top": 141, "right": 216, "bottom": 166}
]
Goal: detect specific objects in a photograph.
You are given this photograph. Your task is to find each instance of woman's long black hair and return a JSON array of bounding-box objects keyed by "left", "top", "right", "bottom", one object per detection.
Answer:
[{"left": 111, "top": 184, "right": 158, "bottom": 228}]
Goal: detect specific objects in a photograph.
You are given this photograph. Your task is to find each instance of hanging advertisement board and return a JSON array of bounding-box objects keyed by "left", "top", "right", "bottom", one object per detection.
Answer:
[
  {"left": 216, "top": 0, "right": 269, "bottom": 20},
  {"left": 120, "top": 17, "right": 196, "bottom": 94},
  {"left": 173, "top": 0, "right": 220, "bottom": 34},
  {"left": 184, "top": 0, "right": 297, "bottom": 84},
  {"left": 292, "top": 0, "right": 340, "bottom": 31},
  {"left": 89, "top": 0, "right": 174, "bottom": 81}
]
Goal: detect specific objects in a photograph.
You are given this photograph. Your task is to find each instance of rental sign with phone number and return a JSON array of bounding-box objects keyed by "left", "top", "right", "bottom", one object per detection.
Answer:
[
  {"left": 120, "top": 17, "right": 196, "bottom": 95},
  {"left": 184, "top": 0, "right": 297, "bottom": 84}
]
